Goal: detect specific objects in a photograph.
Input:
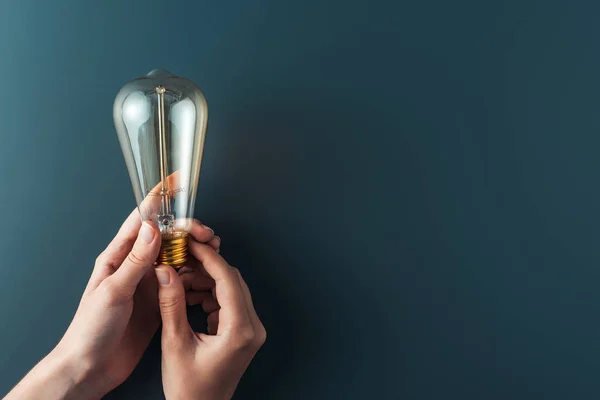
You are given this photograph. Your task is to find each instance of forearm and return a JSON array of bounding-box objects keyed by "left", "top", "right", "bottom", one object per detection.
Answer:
[{"left": 4, "top": 349, "right": 99, "bottom": 400}]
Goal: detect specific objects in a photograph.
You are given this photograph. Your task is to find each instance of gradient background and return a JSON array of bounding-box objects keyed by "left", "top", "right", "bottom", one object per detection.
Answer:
[{"left": 1, "top": 1, "right": 600, "bottom": 399}]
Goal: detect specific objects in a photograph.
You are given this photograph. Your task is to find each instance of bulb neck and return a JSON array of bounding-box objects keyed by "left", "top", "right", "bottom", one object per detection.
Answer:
[{"left": 158, "top": 232, "right": 188, "bottom": 269}]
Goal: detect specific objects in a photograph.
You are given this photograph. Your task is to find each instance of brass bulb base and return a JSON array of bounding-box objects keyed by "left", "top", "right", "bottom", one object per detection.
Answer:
[{"left": 158, "top": 232, "right": 188, "bottom": 269}]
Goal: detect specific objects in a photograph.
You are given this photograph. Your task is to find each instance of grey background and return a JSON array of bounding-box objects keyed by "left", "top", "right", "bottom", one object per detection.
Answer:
[{"left": 2, "top": 0, "right": 600, "bottom": 399}]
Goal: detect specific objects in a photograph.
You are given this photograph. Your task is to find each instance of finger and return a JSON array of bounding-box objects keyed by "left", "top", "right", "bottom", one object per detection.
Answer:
[
  {"left": 177, "top": 265, "right": 195, "bottom": 275},
  {"left": 90, "top": 170, "right": 182, "bottom": 289},
  {"left": 156, "top": 265, "right": 191, "bottom": 339},
  {"left": 86, "top": 208, "right": 142, "bottom": 291},
  {"left": 181, "top": 272, "right": 215, "bottom": 292},
  {"left": 185, "top": 291, "right": 212, "bottom": 306},
  {"left": 208, "top": 236, "right": 221, "bottom": 252},
  {"left": 201, "top": 297, "right": 220, "bottom": 314},
  {"left": 185, "top": 256, "right": 210, "bottom": 276},
  {"left": 108, "top": 222, "right": 161, "bottom": 293},
  {"left": 207, "top": 312, "right": 219, "bottom": 335},
  {"left": 188, "top": 241, "right": 251, "bottom": 332},
  {"left": 107, "top": 208, "right": 143, "bottom": 253},
  {"left": 138, "top": 170, "right": 181, "bottom": 223},
  {"left": 236, "top": 270, "right": 263, "bottom": 331},
  {"left": 189, "top": 220, "right": 215, "bottom": 244}
]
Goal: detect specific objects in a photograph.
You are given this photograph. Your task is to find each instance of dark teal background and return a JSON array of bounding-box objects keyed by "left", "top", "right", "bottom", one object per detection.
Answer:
[{"left": 1, "top": 0, "right": 600, "bottom": 398}]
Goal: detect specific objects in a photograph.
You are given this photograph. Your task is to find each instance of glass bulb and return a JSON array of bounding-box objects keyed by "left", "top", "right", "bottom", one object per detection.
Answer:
[{"left": 113, "top": 69, "right": 208, "bottom": 268}]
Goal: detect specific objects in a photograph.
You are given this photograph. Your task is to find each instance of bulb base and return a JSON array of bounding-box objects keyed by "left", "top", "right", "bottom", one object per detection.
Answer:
[{"left": 158, "top": 232, "right": 188, "bottom": 269}]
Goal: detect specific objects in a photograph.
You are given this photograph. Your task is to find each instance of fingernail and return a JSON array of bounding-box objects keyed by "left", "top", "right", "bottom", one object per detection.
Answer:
[
  {"left": 201, "top": 224, "right": 214, "bottom": 235},
  {"left": 155, "top": 268, "right": 170, "bottom": 286},
  {"left": 140, "top": 222, "right": 155, "bottom": 243}
]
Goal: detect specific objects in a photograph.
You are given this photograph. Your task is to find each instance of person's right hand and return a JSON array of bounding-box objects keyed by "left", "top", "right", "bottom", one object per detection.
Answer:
[{"left": 155, "top": 240, "right": 266, "bottom": 400}]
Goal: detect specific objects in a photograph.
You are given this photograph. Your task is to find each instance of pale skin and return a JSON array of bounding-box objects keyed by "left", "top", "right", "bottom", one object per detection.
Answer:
[{"left": 3, "top": 209, "right": 265, "bottom": 400}]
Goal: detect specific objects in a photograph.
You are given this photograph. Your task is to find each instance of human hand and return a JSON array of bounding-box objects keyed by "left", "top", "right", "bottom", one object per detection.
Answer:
[
  {"left": 155, "top": 239, "right": 266, "bottom": 400},
  {"left": 4, "top": 211, "right": 220, "bottom": 400}
]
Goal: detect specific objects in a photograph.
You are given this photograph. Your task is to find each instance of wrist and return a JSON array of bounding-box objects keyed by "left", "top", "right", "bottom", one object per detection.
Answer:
[
  {"left": 4, "top": 347, "right": 102, "bottom": 400},
  {"left": 46, "top": 345, "right": 111, "bottom": 400},
  {"left": 46, "top": 348, "right": 95, "bottom": 397}
]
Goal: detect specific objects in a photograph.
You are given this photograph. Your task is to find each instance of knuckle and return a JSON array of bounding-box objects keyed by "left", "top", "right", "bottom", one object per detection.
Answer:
[
  {"left": 95, "top": 252, "right": 107, "bottom": 266},
  {"left": 233, "top": 326, "right": 257, "bottom": 349},
  {"left": 159, "top": 295, "right": 182, "bottom": 315},
  {"left": 99, "top": 280, "right": 127, "bottom": 304},
  {"left": 126, "top": 250, "right": 147, "bottom": 266},
  {"left": 229, "top": 267, "right": 241, "bottom": 280},
  {"left": 256, "top": 325, "right": 267, "bottom": 346}
]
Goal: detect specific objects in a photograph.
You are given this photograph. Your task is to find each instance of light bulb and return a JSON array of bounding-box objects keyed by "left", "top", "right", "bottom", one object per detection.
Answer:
[{"left": 113, "top": 69, "right": 208, "bottom": 269}]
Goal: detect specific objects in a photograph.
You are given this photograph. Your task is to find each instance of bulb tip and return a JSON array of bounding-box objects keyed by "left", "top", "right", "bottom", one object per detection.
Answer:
[{"left": 147, "top": 68, "right": 173, "bottom": 78}]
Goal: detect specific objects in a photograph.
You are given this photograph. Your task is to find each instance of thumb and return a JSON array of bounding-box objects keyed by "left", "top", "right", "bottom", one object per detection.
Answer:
[
  {"left": 110, "top": 221, "right": 161, "bottom": 291},
  {"left": 155, "top": 265, "right": 190, "bottom": 341}
]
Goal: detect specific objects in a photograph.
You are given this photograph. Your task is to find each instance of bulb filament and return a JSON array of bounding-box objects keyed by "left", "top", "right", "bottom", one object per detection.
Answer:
[{"left": 156, "top": 85, "right": 171, "bottom": 217}]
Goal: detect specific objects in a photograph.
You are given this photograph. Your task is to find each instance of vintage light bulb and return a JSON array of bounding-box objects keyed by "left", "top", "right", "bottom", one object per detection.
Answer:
[{"left": 113, "top": 69, "right": 208, "bottom": 268}]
